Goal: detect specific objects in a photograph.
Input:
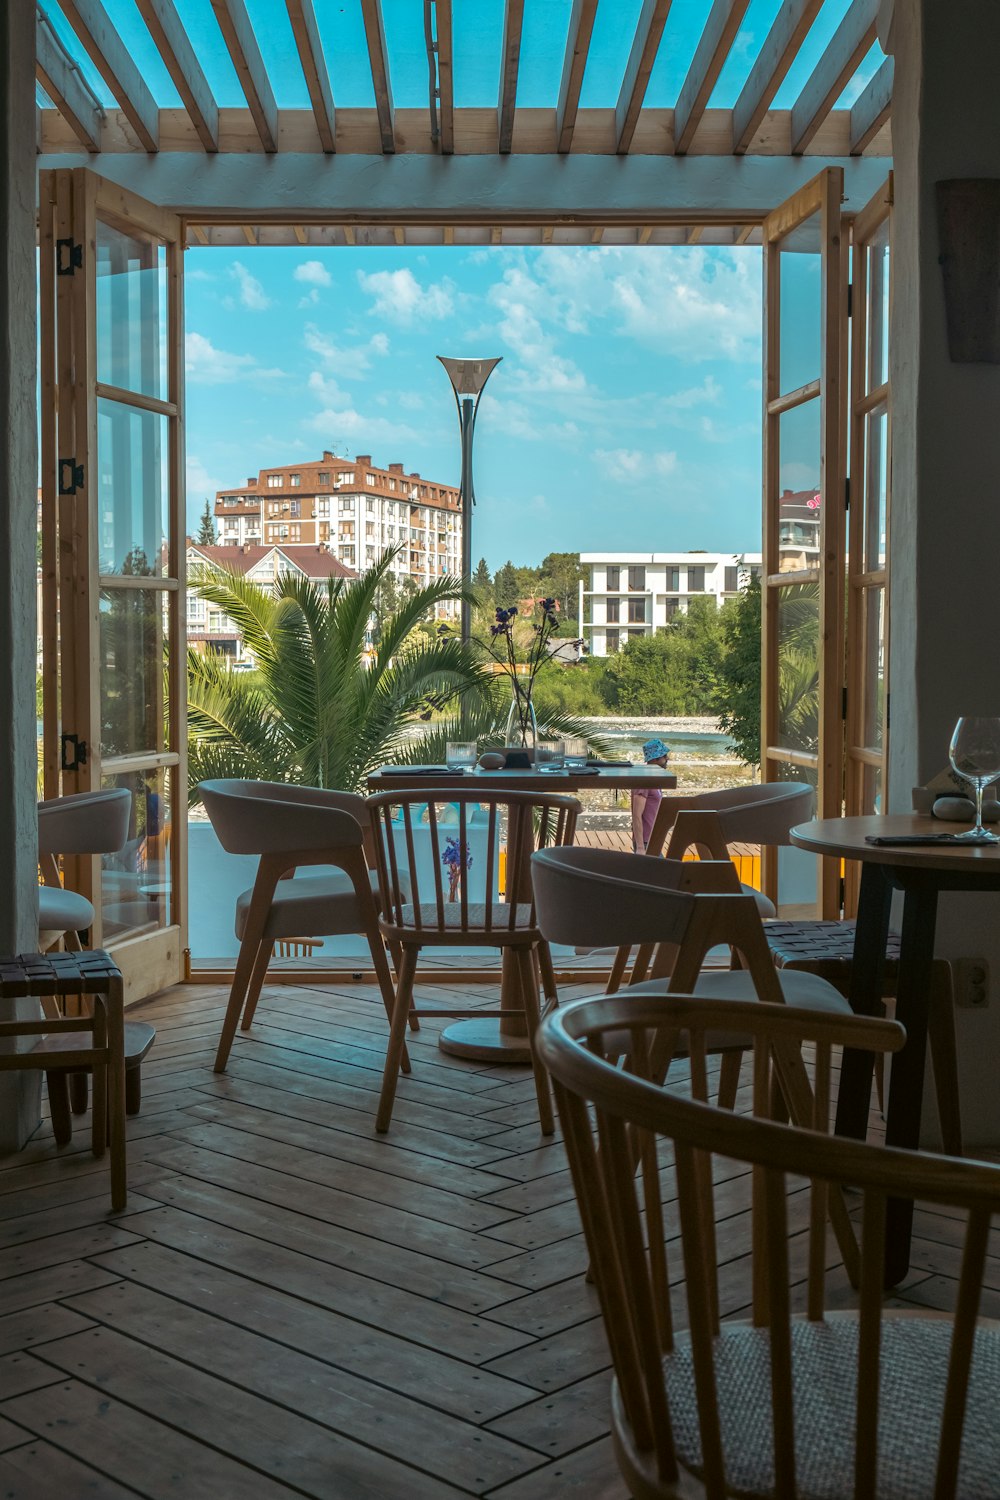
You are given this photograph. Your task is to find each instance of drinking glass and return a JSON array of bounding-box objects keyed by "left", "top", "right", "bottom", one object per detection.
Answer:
[
  {"left": 536, "top": 739, "right": 565, "bottom": 772},
  {"left": 563, "top": 736, "right": 588, "bottom": 768},
  {"left": 445, "top": 741, "right": 477, "bottom": 774},
  {"left": 948, "top": 716, "right": 1000, "bottom": 839}
]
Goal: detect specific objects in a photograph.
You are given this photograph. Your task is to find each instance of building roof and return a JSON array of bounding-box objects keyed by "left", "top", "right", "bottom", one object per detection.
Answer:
[
  {"left": 215, "top": 451, "right": 460, "bottom": 511},
  {"left": 187, "top": 543, "right": 357, "bottom": 581}
]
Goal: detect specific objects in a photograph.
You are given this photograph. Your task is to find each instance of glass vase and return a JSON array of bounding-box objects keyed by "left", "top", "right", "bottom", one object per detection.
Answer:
[{"left": 504, "top": 683, "right": 538, "bottom": 761}]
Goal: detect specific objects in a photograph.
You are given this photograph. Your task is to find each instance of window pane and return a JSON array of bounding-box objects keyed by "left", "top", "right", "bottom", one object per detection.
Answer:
[
  {"left": 97, "top": 399, "right": 170, "bottom": 576},
  {"left": 769, "top": 760, "right": 820, "bottom": 919},
  {"left": 779, "top": 214, "right": 821, "bottom": 394},
  {"left": 99, "top": 586, "right": 169, "bottom": 757},
  {"left": 96, "top": 220, "right": 167, "bottom": 401},
  {"left": 101, "top": 765, "right": 173, "bottom": 938},
  {"left": 777, "top": 399, "right": 821, "bottom": 571},
  {"left": 861, "top": 586, "right": 886, "bottom": 754},
  {"left": 776, "top": 582, "right": 819, "bottom": 756},
  {"left": 864, "top": 403, "right": 888, "bottom": 571},
  {"left": 867, "top": 218, "right": 891, "bottom": 391}
]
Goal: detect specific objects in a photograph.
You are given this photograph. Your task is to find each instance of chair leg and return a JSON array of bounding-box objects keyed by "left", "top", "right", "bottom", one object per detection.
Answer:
[
  {"left": 125, "top": 1064, "right": 142, "bottom": 1116},
  {"left": 239, "top": 941, "right": 274, "bottom": 1033},
  {"left": 46, "top": 1072, "right": 73, "bottom": 1146},
  {"left": 516, "top": 945, "right": 555, "bottom": 1137},
  {"left": 215, "top": 932, "right": 266, "bottom": 1073},
  {"left": 537, "top": 941, "right": 559, "bottom": 1013},
  {"left": 630, "top": 941, "right": 655, "bottom": 987},
  {"left": 90, "top": 1003, "right": 107, "bottom": 1162},
  {"left": 717, "top": 1050, "right": 743, "bottom": 1111},
  {"left": 105, "top": 983, "right": 127, "bottom": 1212},
  {"left": 606, "top": 945, "right": 631, "bottom": 995},
  {"left": 69, "top": 1070, "right": 89, "bottom": 1115},
  {"left": 376, "top": 945, "right": 419, "bottom": 1133},
  {"left": 928, "top": 963, "right": 963, "bottom": 1156},
  {"left": 365, "top": 928, "right": 410, "bottom": 1075}
]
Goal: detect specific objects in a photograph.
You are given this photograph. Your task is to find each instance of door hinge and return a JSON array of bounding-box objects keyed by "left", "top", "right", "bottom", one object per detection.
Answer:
[
  {"left": 58, "top": 458, "right": 84, "bottom": 495},
  {"left": 845, "top": 476, "right": 850, "bottom": 511},
  {"left": 56, "top": 238, "right": 83, "bottom": 276},
  {"left": 846, "top": 281, "right": 853, "bottom": 318},
  {"left": 60, "top": 734, "right": 88, "bottom": 772},
  {"left": 842, "top": 686, "right": 848, "bottom": 720}
]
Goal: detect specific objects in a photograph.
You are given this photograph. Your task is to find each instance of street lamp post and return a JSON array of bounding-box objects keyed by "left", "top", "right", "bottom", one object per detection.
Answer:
[{"left": 437, "top": 356, "right": 501, "bottom": 641}]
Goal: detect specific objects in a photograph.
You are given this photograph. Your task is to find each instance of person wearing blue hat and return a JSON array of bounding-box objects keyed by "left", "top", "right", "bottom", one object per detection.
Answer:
[{"left": 631, "top": 737, "right": 671, "bottom": 854}]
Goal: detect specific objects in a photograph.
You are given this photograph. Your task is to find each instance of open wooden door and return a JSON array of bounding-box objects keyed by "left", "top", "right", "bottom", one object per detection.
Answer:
[
  {"left": 760, "top": 167, "right": 847, "bottom": 918},
  {"left": 39, "top": 169, "right": 187, "bottom": 1002},
  {"left": 844, "top": 175, "right": 893, "bottom": 915}
]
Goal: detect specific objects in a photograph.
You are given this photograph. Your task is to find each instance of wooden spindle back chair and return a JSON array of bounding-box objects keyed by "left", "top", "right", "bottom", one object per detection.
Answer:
[
  {"left": 368, "top": 787, "right": 580, "bottom": 1134},
  {"left": 538, "top": 993, "right": 1000, "bottom": 1500}
]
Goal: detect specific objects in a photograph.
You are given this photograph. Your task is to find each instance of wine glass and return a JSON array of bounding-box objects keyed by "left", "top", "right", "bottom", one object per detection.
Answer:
[{"left": 948, "top": 717, "right": 1000, "bottom": 839}]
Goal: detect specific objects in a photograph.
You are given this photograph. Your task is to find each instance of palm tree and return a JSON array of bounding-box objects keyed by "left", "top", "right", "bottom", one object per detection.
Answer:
[{"left": 187, "top": 549, "right": 488, "bottom": 798}]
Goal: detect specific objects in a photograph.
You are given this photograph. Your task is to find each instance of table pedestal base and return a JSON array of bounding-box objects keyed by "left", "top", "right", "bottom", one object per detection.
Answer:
[{"left": 438, "top": 1019, "right": 532, "bottom": 1064}]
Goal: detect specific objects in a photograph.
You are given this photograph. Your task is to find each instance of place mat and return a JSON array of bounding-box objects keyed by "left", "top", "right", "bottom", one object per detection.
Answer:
[
  {"left": 865, "top": 833, "right": 1000, "bottom": 847},
  {"left": 376, "top": 765, "right": 452, "bottom": 776}
]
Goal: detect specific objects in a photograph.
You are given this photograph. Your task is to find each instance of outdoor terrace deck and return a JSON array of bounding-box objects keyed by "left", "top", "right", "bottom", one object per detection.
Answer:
[{"left": 0, "top": 976, "right": 987, "bottom": 1498}]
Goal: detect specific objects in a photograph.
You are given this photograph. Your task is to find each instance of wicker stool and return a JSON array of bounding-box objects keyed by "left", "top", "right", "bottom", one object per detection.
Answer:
[
  {"left": 0, "top": 951, "right": 127, "bottom": 1208},
  {"left": 764, "top": 921, "right": 962, "bottom": 1155}
]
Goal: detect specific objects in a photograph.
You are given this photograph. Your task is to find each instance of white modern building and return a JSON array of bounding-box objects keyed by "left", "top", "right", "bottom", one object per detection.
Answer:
[{"left": 580, "top": 551, "right": 762, "bottom": 657}]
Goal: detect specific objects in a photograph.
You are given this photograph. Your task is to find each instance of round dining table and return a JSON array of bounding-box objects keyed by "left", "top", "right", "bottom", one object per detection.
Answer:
[{"left": 790, "top": 814, "right": 1000, "bottom": 1284}]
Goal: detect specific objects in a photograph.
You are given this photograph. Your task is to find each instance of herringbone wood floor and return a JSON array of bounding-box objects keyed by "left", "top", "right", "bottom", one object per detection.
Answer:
[{"left": 0, "top": 977, "right": 989, "bottom": 1498}]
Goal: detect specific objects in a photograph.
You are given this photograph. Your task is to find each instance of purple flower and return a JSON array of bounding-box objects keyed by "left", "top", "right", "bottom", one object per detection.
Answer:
[{"left": 442, "top": 836, "right": 473, "bottom": 869}]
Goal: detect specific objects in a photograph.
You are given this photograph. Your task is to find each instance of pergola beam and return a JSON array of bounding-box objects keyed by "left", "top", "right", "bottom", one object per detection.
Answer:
[
  {"left": 434, "top": 0, "right": 454, "bottom": 154},
  {"left": 210, "top": 0, "right": 277, "bottom": 152},
  {"left": 57, "top": 0, "right": 159, "bottom": 151},
  {"left": 850, "top": 54, "right": 892, "bottom": 154},
  {"left": 36, "top": 8, "right": 101, "bottom": 152},
  {"left": 556, "top": 0, "right": 599, "bottom": 154},
  {"left": 359, "top": 0, "right": 394, "bottom": 154},
  {"left": 674, "top": 0, "right": 751, "bottom": 155},
  {"left": 616, "top": 0, "right": 672, "bottom": 154},
  {"left": 498, "top": 0, "right": 525, "bottom": 154},
  {"left": 732, "top": 0, "right": 822, "bottom": 154},
  {"left": 286, "top": 0, "right": 335, "bottom": 153},
  {"left": 135, "top": 0, "right": 217, "bottom": 152},
  {"left": 789, "top": 0, "right": 879, "bottom": 155}
]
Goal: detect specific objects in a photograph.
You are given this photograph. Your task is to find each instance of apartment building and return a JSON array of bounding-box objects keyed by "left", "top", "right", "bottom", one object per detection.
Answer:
[
  {"left": 580, "top": 551, "right": 763, "bottom": 657},
  {"left": 212, "top": 451, "right": 463, "bottom": 591},
  {"left": 186, "top": 542, "right": 356, "bottom": 661}
]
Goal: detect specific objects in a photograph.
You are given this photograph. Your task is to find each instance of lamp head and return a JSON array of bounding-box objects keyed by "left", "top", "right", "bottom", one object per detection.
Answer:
[{"left": 436, "top": 356, "right": 502, "bottom": 398}]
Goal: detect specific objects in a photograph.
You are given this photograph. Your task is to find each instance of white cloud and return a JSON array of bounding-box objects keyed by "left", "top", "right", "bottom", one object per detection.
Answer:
[
  {"left": 356, "top": 267, "right": 454, "bottom": 325},
  {"left": 230, "top": 260, "right": 270, "bottom": 310},
  {"left": 306, "top": 404, "right": 420, "bottom": 450},
  {"left": 663, "top": 376, "right": 723, "bottom": 409},
  {"left": 302, "top": 323, "right": 390, "bottom": 375},
  {"left": 294, "top": 260, "right": 333, "bottom": 288},
  {"left": 596, "top": 448, "right": 678, "bottom": 484},
  {"left": 185, "top": 331, "right": 285, "bottom": 385}
]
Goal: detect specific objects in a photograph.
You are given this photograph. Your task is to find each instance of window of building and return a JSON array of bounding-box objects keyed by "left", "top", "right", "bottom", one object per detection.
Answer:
[
  {"left": 665, "top": 566, "right": 680, "bottom": 591},
  {"left": 290, "top": 525, "right": 301, "bottom": 541},
  {"left": 317, "top": 471, "right": 330, "bottom": 485},
  {"left": 315, "top": 498, "right": 329, "bottom": 518},
  {"left": 606, "top": 629, "right": 620, "bottom": 654},
  {"left": 628, "top": 565, "right": 646, "bottom": 591},
  {"left": 367, "top": 499, "right": 375, "bottom": 513},
  {"left": 605, "top": 565, "right": 620, "bottom": 590},
  {"left": 664, "top": 597, "right": 680, "bottom": 620},
  {"left": 724, "top": 565, "right": 739, "bottom": 591},
  {"left": 606, "top": 598, "right": 620, "bottom": 623},
  {"left": 266, "top": 474, "right": 282, "bottom": 488},
  {"left": 365, "top": 473, "right": 376, "bottom": 487},
  {"left": 388, "top": 478, "right": 396, "bottom": 491},
  {"left": 289, "top": 499, "right": 301, "bottom": 519},
  {"left": 319, "top": 522, "right": 330, "bottom": 541},
  {"left": 337, "top": 471, "right": 353, "bottom": 485},
  {"left": 289, "top": 474, "right": 301, "bottom": 487},
  {"left": 687, "top": 566, "right": 705, "bottom": 592},
  {"left": 339, "top": 499, "right": 355, "bottom": 515},
  {"left": 627, "top": 599, "right": 645, "bottom": 624}
]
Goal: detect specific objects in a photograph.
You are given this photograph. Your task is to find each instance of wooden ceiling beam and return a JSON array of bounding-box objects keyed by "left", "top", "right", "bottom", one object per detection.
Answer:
[
  {"left": 293, "top": 224, "right": 308, "bottom": 243},
  {"left": 674, "top": 0, "right": 751, "bottom": 155},
  {"left": 359, "top": 0, "right": 395, "bottom": 153},
  {"left": 36, "top": 8, "right": 102, "bottom": 152},
  {"left": 850, "top": 54, "right": 892, "bottom": 154},
  {"left": 686, "top": 225, "right": 703, "bottom": 244},
  {"left": 735, "top": 223, "right": 755, "bottom": 244},
  {"left": 210, "top": 0, "right": 278, "bottom": 152},
  {"left": 732, "top": 0, "right": 822, "bottom": 154},
  {"left": 135, "top": 0, "right": 218, "bottom": 152},
  {"left": 57, "top": 0, "right": 159, "bottom": 151},
  {"left": 556, "top": 0, "right": 599, "bottom": 154},
  {"left": 615, "top": 0, "right": 672, "bottom": 154},
  {"left": 498, "top": 0, "right": 525, "bottom": 154},
  {"left": 434, "top": 0, "right": 454, "bottom": 154},
  {"left": 286, "top": 0, "right": 335, "bottom": 153},
  {"left": 789, "top": 0, "right": 879, "bottom": 155}
]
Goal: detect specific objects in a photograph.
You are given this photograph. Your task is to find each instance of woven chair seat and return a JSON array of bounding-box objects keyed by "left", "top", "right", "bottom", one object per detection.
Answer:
[
  {"left": 397, "top": 901, "right": 537, "bottom": 936},
  {"left": 764, "top": 919, "right": 903, "bottom": 972},
  {"left": 654, "top": 1315, "right": 1000, "bottom": 1499},
  {"left": 0, "top": 950, "right": 123, "bottom": 997}
]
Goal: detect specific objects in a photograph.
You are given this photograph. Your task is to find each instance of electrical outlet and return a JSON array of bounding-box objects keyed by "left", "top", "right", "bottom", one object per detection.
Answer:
[{"left": 955, "top": 956, "right": 990, "bottom": 1008}]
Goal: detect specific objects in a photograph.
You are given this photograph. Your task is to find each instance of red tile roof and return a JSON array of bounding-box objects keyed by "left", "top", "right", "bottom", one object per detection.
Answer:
[{"left": 188, "top": 544, "right": 357, "bottom": 581}]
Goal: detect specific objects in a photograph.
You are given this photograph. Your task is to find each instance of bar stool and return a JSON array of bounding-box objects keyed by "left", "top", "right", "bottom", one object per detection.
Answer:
[{"left": 0, "top": 951, "right": 127, "bottom": 1209}]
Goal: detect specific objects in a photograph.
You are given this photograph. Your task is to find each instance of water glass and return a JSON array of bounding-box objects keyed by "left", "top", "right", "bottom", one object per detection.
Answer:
[
  {"left": 948, "top": 716, "right": 1000, "bottom": 839},
  {"left": 445, "top": 741, "right": 477, "bottom": 774},
  {"left": 563, "top": 736, "right": 588, "bottom": 768},
  {"left": 536, "top": 738, "right": 565, "bottom": 772}
]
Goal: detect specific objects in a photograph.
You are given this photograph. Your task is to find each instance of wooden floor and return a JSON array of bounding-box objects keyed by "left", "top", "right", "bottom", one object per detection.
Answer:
[{"left": 0, "top": 976, "right": 988, "bottom": 1498}]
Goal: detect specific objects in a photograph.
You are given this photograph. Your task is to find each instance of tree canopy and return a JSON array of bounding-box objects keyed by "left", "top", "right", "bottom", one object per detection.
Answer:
[{"left": 196, "top": 500, "right": 216, "bottom": 546}]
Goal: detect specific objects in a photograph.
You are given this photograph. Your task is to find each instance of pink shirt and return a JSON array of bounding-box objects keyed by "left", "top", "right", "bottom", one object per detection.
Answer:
[{"left": 632, "top": 786, "right": 662, "bottom": 851}]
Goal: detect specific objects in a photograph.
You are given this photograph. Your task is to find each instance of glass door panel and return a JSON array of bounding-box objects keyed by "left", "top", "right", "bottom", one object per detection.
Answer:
[
  {"left": 845, "top": 176, "right": 893, "bottom": 909},
  {"left": 38, "top": 169, "right": 186, "bottom": 1000},
  {"left": 762, "top": 168, "right": 846, "bottom": 917}
]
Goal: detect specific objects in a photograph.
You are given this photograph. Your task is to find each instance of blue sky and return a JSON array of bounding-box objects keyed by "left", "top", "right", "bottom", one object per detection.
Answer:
[{"left": 185, "top": 243, "right": 769, "bottom": 569}]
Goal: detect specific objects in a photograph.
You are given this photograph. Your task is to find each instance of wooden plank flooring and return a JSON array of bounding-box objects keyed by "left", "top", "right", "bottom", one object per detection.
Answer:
[{"left": 0, "top": 976, "right": 986, "bottom": 1498}]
